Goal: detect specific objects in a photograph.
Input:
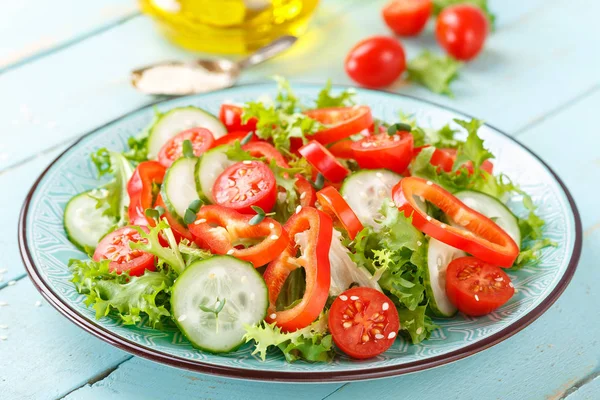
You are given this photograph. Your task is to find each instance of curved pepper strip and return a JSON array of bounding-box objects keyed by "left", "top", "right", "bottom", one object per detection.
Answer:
[
  {"left": 188, "top": 205, "right": 289, "bottom": 268},
  {"left": 127, "top": 161, "right": 166, "bottom": 226},
  {"left": 263, "top": 207, "right": 333, "bottom": 332},
  {"left": 392, "top": 177, "right": 519, "bottom": 267}
]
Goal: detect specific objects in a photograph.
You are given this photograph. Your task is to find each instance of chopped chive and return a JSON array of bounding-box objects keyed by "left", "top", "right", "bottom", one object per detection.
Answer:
[
  {"left": 183, "top": 208, "right": 197, "bottom": 225},
  {"left": 188, "top": 199, "right": 203, "bottom": 213},
  {"left": 241, "top": 132, "right": 254, "bottom": 145},
  {"left": 144, "top": 208, "right": 158, "bottom": 220},
  {"left": 388, "top": 122, "right": 412, "bottom": 136},
  {"left": 251, "top": 205, "right": 265, "bottom": 216},
  {"left": 182, "top": 139, "right": 195, "bottom": 158},
  {"left": 155, "top": 205, "right": 165, "bottom": 217},
  {"left": 312, "top": 173, "right": 324, "bottom": 190},
  {"left": 249, "top": 214, "right": 265, "bottom": 226}
]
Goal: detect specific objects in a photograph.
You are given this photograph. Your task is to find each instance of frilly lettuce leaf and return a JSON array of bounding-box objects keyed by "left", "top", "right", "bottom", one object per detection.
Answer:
[
  {"left": 244, "top": 313, "right": 333, "bottom": 362},
  {"left": 397, "top": 305, "right": 438, "bottom": 344}
]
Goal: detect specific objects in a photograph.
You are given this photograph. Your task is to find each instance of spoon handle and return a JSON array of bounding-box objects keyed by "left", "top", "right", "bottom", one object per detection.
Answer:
[{"left": 237, "top": 35, "right": 298, "bottom": 70}]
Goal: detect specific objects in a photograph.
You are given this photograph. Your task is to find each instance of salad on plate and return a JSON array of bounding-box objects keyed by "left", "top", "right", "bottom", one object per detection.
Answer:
[{"left": 64, "top": 79, "right": 554, "bottom": 362}]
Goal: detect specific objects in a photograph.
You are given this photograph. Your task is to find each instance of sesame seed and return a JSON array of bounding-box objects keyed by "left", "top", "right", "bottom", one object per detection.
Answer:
[
  {"left": 295, "top": 205, "right": 302, "bottom": 214},
  {"left": 388, "top": 201, "right": 395, "bottom": 207},
  {"left": 270, "top": 235, "right": 279, "bottom": 240},
  {"left": 426, "top": 216, "right": 432, "bottom": 221},
  {"left": 339, "top": 295, "right": 348, "bottom": 301},
  {"left": 475, "top": 294, "right": 480, "bottom": 302},
  {"left": 269, "top": 222, "right": 275, "bottom": 229},
  {"left": 387, "top": 331, "right": 396, "bottom": 339},
  {"left": 417, "top": 241, "right": 422, "bottom": 246},
  {"left": 495, "top": 277, "right": 503, "bottom": 282},
  {"left": 7, "top": 281, "right": 16, "bottom": 286},
  {"left": 300, "top": 192, "right": 306, "bottom": 200},
  {"left": 0, "top": 325, "right": 7, "bottom": 329},
  {"left": 440, "top": 223, "right": 447, "bottom": 229},
  {"left": 226, "top": 249, "right": 235, "bottom": 255},
  {"left": 375, "top": 334, "right": 384, "bottom": 340},
  {"left": 177, "top": 314, "right": 188, "bottom": 322},
  {"left": 35, "top": 301, "right": 42, "bottom": 307},
  {"left": 350, "top": 295, "right": 359, "bottom": 301},
  {"left": 270, "top": 313, "right": 277, "bottom": 320},
  {"left": 416, "top": 327, "right": 423, "bottom": 334},
  {"left": 382, "top": 302, "right": 389, "bottom": 311},
  {"left": 242, "top": 160, "right": 252, "bottom": 165},
  {"left": 0, "top": 336, "right": 7, "bottom": 341},
  {"left": 376, "top": 172, "right": 383, "bottom": 178},
  {"left": 343, "top": 322, "right": 352, "bottom": 328},
  {"left": 194, "top": 218, "right": 206, "bottom": 225},
  {"left": 426, "top": 181, "right": 433, "bottom": 186},
  {"left": 508, "top": 282, "right": 514, "bottom": 288},
  {"left": 0, "top": 302, "right": 7, "bottom": 307}
]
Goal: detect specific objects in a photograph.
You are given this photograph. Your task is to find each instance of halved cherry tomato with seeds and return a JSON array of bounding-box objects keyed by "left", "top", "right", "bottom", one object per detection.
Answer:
[
  {"left": 93, "top": 226, "right": 155, "bottom": 276},
  {"left": 392, "top": 177, "right": 519, "bottom": 266},
  {"left": 329, "top": 287, "right": 400, "bottom": 359},
  {"left": 299, "top": 141, "right": 349, "bottom": 183},
  {"left": 264, "top": 207, "right": 333, "bottom": 332},
  {"left": 212, "top": 131, "right": 257, "bottom": 147},
  {"left": 351, "top": 132, "right": 413, "bottom": 174},
  {"left": 127, "top": 161, "right": 166, "bottom": 226},
  {"left": 157, "top": 128, "right": 214, "bottom": 168},
  {"left": 188, "top": 205, "right": 288, "bottom": 267},
  {"left": 219, "top": 104, "right": 257, "bottom": 132},
  {"left": 446, "top": 257, "right": 514, "bottom": 316},
  {"left": 316, "top": 186, "right": 363, "bottom": 240},
  {"left": 305, "top": 106, "right": 373, "bottom": 145},
  {"left": 213, "top": 161, "right": 277, "bottom": 214}
]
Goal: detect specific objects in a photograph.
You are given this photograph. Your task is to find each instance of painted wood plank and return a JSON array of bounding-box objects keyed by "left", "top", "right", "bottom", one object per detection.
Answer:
[
  {"left": 0, "top": 0, "right": 138, "bottom": 72},
  {"left": 61, "top": 357, "right": 342, "bottom": 400},
  {"left": 0, "top": 279, "right": 131, "bottom": 400},
  {"left": 1, "top": 0, "right": 599, "bottom": 174},
  {"left": 0, "top": 145, "right": 71, "bottom": 286},
  {"left": 565, "top": 376, "right": 600, "bottom": 400}
]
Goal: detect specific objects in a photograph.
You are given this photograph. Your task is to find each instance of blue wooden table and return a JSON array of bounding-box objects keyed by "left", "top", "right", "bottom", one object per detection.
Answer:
[{"left": 1, "top": 1, "right": 598, "bottom": 398}]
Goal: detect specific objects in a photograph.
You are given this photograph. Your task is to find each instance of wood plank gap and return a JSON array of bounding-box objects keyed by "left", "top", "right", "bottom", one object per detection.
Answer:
[
  {"left": 0, "top": 12, "right": 140, "bottom": 76},
  {"left": 320, "top": 383, "right": 348, "bottom": 400},
  {"left": 56, "top": 355, "right": 135, "bottom": 400},
  {"left": 0, "top": 135, "right": 76, "bottom": 176},
  {"left": 514, "top": 83, "right": 600, "bottom": 137},
  {"left": 559, "top": 369, "right": 600, "bottom": 399}
]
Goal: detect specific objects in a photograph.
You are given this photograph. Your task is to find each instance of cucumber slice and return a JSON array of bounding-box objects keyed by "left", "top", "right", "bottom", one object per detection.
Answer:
[
  {"left": 171, "top": 256, "right": 268, "bottom": 353},
  {"left": 161, "top": 157, "right": 199, "bottom": 225},
  {"left": 64, "top": 191, "right": 114, "bottom": 251},
  {"left": 147, "top": 107, "right": 227, "bottom": 159},
  {"left": 196, "top": 145, "right": 236, "bottom": 204},
  {"left": 425, "top": 238, "right": 466, "bottom": 317},
  {"left": 340, "top": 169, "right": 402, "bottom": 228},
  {"left": 453, "top": 190, "right": 521, "bottom": 246}
]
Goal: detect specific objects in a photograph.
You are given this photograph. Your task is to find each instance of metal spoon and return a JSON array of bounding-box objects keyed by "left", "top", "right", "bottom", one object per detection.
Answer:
[{"left": 131, "top": 35, "right": 298, "bottom": 96}]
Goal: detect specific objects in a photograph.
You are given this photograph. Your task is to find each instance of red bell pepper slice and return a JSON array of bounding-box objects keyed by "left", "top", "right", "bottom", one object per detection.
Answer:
[
  {"left": 188, "top": 205, "right": 289, "bottom": 268},
  {"left": 263, "top": 207, "right": 333, "bottom": 332},
  {"left": 295, "top": 175, "right": 317, "bottom": 207},
  {"left": 299, "top": 140, "right": 349, "bottom": 183},
  {"left": 305, "top": 106, "right": 373, "bottom": 145},
  {"left": 316, "top": 186, "right": 363, "bottom": 240},
  {"left": 392, "top": 177, "right": 519, "bottom": 267},
  {"left": 155, "top": 195, "right": 195, "bottom": 242},
  {"left": 127, "top": 161, "right": 166, "bottom": 226}
]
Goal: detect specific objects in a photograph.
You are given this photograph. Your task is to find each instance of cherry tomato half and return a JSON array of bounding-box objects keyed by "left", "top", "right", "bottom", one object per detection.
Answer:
[
  {"left": 213, "top": 161, "right": 277, "bottom": 214},
  {"left": 219, "top": 104, "right": 258, "bottom": 132},
  {"left": 329, "top": 287, "right": 400, "bottom": 359},
  {"left": 157, "top": 128, "right": 214, "bottom": 168},
  {"left": 243, "top": 141, "right": 289, "bottom": 168},
  {"left": 299, "top": 141, "right": 350, "bottom": 183},
  {"left": 212, "top": 131, "right": 257, "bottom": 147},
  {"left": 351, "top": 132, "right": 414, "bottom": 174},
  {"left": 345, "top": 36, "right": 406, "bottom": 88},
  {"left": 436, "top": 4, "right": 488, "bottom": 61},
  {"left": 93, "top": 226, "right": 155, "bottom": 276},
  {"left": 316, "top": 186, "right": 363, "bottom": 240},
  {"left": 382, "top": 0, "right": 433, "bottom": 37},
  {"left": 446, "top": 257, "right": 514, "bottom": 316},
  {"left": 305, "top": 106, "right": 373, "bottom": 145}
]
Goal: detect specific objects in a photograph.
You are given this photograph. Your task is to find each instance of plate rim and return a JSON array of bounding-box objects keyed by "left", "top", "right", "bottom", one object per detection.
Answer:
[{"left": 18, "top": 82, "right": 583, "bottom": 382}]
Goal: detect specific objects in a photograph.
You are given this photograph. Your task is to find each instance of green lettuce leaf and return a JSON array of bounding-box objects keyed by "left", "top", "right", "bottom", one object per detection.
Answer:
[
  {"left": 452, "top": 119, "right": 494, "bottom": 172},
  {"left": 69, "top": 259, "right": 172, "bottom": 328},
  {"left": 244, "top": 313, "right": 333, "bottom": 362},
  {"left": 129, "top": 221, "right": 185, "bottom": 274},
  {"left": 178, "top": 239, "right": 213, "bottom": 267},
  {"left": 397, "top": 305, "right": 438, "bottom": 344},
  {"left": 314, "top": 80, "right": 356, "bottom": 109},
  {"left": 407, "top": 51, "right": 462, "bottom": 97}
]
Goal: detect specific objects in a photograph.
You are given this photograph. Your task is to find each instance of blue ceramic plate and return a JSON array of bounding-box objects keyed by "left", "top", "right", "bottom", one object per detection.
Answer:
[{"left": 19, "top": 83, "right": 582, "bottom": 382}]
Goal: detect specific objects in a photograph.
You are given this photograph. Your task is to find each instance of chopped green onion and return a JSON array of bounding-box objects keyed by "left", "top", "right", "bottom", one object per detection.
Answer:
[
  {"left": 312, "top": 173, "right": 325, "bottom": 190},
  {"left": 241, "top": 132, "right": 254, "bottom": 145}
]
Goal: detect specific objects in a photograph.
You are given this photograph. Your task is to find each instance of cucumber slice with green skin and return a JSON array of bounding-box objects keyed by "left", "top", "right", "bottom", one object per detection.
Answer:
[
  {"left": 425, "top": 238, "right": 466, "bottom": 317},
  {"left": 64, "top": 191, "right": 115, "bottom": 251},
  {"left": 453, "top": 190, "right": 521, "bottom": 246},
  {"left": 171, "top": 256, "right": 268, "bottom": 353},
  {"left": 196, "top": 145, "right": 236, "bottom": 204},
  {"left": 161, "top": 157, "right": 199, "bottom": 225},
  {"left": 340, "top": 169, "right": 402, "bottom": 228},
  {"left": 147, "top": 107, "right": 227, "bottom": 159}
]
